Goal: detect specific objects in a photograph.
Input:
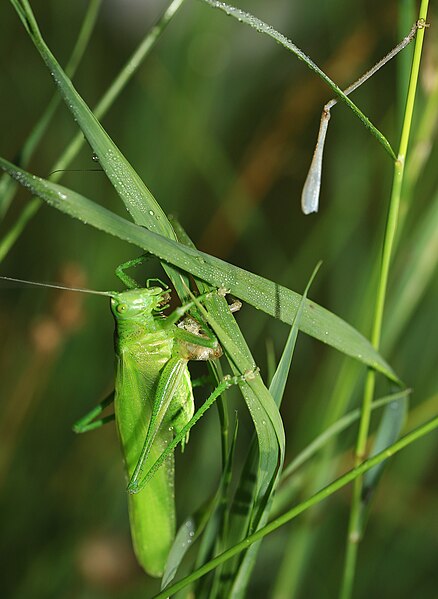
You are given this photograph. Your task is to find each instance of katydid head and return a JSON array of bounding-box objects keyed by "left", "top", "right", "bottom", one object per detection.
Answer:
[
  {"left": 110, "top": 287, "right": 171, "bottom": 321},
  {"left": 1, "top": 276, "right": 172, "bottom": 319}
]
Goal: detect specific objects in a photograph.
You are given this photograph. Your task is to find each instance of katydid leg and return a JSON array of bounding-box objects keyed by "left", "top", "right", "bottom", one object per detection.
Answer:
[
  {"left": 127, "top": 357, "right": 189, "bottom": 492},
  {"left": 73, "top": 391, "right": 115, "bottom": 433},
  {"left": 191, "top": 374, "right": 216, "bottom": 388},
  {"left": 131, "top": 370, "right": 255, "bottom": 493},
  {"left": 115, "top": 254, "right": 152, "bottom": 289}
]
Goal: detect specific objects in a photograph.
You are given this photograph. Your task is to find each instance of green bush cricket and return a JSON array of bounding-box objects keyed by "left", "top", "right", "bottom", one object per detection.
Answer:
[{"left": 1, "top": 259, "right": 241, "bottom": 577}]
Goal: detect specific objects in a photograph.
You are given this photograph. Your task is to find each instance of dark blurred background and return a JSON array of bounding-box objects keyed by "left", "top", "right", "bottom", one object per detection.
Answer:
[{"left": 0, "top": 1, "right": 437, "bottom": 597}]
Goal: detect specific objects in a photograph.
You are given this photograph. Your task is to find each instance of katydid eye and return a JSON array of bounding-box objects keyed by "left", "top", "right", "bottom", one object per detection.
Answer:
[{"left": 117, "top": 304, "right": 127, "bottom": 314}]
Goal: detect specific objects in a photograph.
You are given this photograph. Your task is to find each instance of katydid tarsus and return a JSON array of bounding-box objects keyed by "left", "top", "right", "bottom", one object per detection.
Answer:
[
  {"left": 1, "top": 258, "right": 243, "bottom": 578},
  {"left": 301, "top": 20, "right": 426, "bottom": 214}
]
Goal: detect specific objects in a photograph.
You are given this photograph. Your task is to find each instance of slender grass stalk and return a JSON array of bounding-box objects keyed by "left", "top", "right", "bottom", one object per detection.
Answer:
[
  {"left": 397, "top": 58, "right": 438, "bottom": 239},
  {"left": 199, "top": 0, "right": 395, "bottom": 159},
  {"left": 153, "top": 414, "right": 438, "bottom": 599},
  {"left": 0, "top": 0, "right": 186, "bottom": 262},
  {"left": 301, "top": 21, "right": 419, "bottom": 214},
  {"left": 0, "top": 0, "right": 101, "bottom": 221},
  {"left": 340, "top": 5, "right": 430, "bottom": 598},
  {"left": 280, "top": 391, "right": 410, "bottom": 482}
]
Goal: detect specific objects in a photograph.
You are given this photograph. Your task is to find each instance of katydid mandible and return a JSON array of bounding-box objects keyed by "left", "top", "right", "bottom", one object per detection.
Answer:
[{"left": 1, "top": 260, "right": 236, "bottom": 578}]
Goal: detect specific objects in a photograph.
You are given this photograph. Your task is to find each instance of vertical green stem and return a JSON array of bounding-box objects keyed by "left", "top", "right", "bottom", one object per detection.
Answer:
[{"left": 339, "top": 5, "right": 429, "bottom": 599}]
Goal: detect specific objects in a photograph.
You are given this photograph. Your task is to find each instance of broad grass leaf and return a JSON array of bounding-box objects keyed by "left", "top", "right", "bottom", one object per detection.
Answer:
[{"left": 0, "top": 156, "right": 399, "bottom": 383}]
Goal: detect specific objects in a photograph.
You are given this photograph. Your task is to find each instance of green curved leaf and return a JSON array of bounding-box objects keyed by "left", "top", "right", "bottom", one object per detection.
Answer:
[{"left": 0, "top": 156, "right": 399, "bottom": 384}]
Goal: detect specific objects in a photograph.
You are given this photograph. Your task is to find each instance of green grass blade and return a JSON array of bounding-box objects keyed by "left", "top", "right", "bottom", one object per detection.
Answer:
[
  {"left": 269, "top": 262, "right": 321, "bottom": 406},
  {"left": 161, "top": 516, "right": 196, "bottom": 589},
  {"left": 0, "top": 0, "right": 101, "bottom": 220},
  {"left": 161, "top": 431, "right": 239, "bottom": 596},
  {"left": 1, "top": 0, "right": 186, "bottom": 263},
  {"left": 193, "top": 420, "right": 239, "bottom": 594},
  {"left": 155, "top": 415, "right": 438, "bottom": 599},
  {"left": 0, "top": 156, "right": 399, "bottom": 383},
  {"left": 11, "top": 0, "right": 172, "bottom": 237},
  {"left": 193, "top": 293, "right": 286, "bottom": 485},
  {"left": 273, "top": 390, "right": 411, "bottom": 518},
  {"left": 199, "top": 0, "right": 395, "bottom": 159},
  {"left": 166, "top": 219, "right": 251, "bottom": 596},
  {"left": 226, "top": 264, "right": 320, "bottom": 598},
  {"left": 9, "top": 0, "right": 193, "bottom": 303},
  {"left": 341, "top": 6, "right": 430, "bottom": 595},
  {"left": 360, "top": 394, "right": 408, "bottom": 509},
  {"left": 384, "top": 190, "right": 438, "bottom": 351},
  {"left": 197, "top": 295, "right": 284, "bottom": 596},
  {"left": 198, "top": 299, "right": 285, "bottom": 599}
]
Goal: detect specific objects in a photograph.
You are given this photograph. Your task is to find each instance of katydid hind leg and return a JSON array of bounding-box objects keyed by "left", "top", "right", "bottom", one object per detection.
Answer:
[
  {"left": 127, "top": 358, "right": 188, "bottom": 493},
  {"left": 133, "top": 370, "right": 254, "bottom": 493},
  {"left": 166, "top": 365, "right": 194, "bottom": 451},
  {"left": 191, "top": 373, "right": 216, "bottom": 388}
]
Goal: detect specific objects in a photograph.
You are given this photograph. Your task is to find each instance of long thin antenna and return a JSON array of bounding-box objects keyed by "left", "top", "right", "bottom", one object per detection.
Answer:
[
  {"left": 0, "top": 275, "right": 114, "bottom": 297},
  {"left": 301, "top": 20, "right": 423, "bottom": 215}
]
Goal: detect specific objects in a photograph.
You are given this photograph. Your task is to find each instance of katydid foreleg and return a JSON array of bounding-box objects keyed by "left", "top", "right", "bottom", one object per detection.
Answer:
[{"left": 114, "top": 253, "right": 155, "bottom": 289}]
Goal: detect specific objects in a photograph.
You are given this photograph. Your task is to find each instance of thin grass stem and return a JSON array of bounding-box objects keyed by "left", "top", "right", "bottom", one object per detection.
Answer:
[
  {"left": 339, "top": 6, "right": 430, "bottom": 599},
  {"left": 153, "top": 414, "right": 438, "bottom": 599},
  {"left": 280, "top": 390, "right": 410, "bottom": 481},
  {"left": 200, "top": 0, "right": 396, "bottom": 160},
  {"left": 0, "top": 0, "right": 101, "bottom": 220},
  {"left": 302, "top": 21, "right": 419, "bottom": 214},
  {"left": 0, "top": 0, "right": 186, "bottom": 262}
]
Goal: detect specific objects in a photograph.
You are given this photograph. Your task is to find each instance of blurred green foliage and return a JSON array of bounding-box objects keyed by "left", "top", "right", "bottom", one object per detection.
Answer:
[{"left": 0, "top": 1, "right": 437, "bottom": 598}]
